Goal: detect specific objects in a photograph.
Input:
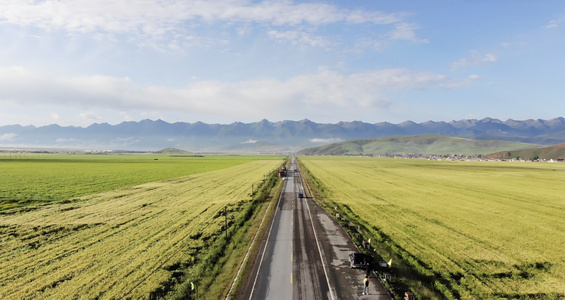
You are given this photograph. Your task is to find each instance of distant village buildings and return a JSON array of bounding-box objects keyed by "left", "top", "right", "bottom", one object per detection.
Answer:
[{"left": 341, "top": 153, "right": 564, "bottom": 162}]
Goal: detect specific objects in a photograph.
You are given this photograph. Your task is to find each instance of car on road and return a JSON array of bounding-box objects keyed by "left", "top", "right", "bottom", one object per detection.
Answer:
[{"left": 348, "top": 252, "right": 373, "bottom": 269}]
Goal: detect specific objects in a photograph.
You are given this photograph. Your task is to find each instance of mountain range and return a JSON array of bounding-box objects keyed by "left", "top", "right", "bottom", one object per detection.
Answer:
[{"left": 1, "top": 117, "right": 565, "bottom": 152}]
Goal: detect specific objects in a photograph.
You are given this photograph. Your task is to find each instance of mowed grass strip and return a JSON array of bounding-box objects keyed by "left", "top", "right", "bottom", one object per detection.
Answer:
[
  {"left": 0, "top": 158, "right": 283, "bottom": 299},
  {"left": 299, "top": 156, "right": 565, "bottom": 299}
]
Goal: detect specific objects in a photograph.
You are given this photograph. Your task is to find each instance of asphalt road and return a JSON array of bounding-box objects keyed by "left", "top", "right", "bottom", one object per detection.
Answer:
[{"left": 241, "top": 157, "right": 392, "bottom": 300}]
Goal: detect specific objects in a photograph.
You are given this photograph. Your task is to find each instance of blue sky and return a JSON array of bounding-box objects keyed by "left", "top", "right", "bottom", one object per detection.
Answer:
[{"left": 0, "top": 0, "right": 564, "bottom": 127}]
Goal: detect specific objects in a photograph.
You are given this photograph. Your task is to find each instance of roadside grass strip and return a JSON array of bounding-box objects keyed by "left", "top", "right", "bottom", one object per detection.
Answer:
[
  {"left": 0, "top": 159, "right": 283, "bottom": 299},
  {"left": 299, "top": 157, "right": 565, "bottom": 299}
]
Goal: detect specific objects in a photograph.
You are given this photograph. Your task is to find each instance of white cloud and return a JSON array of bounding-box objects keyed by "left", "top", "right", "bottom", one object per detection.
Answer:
[
  {"left": 241, "top": 139, "right": 257, "bottom": 144},
  {"left": 310, "top": 137, "right": 341, "bottom": 143},
  {"left": 50, "top": 112, "right": 62, "bottom": 121},
  {"left": 468, "top": 74, "right": 482, "bottom": 80},
  {"left": 140, "top": 111, "right": 164, "bottom": 120},
  {"left": 389, "top": 23, "right": 428, "bottom": 43},
  {"left": 0, "top": 64, "right": 461, "bottom": 122},
  {"left": 352, "top": 22, "right": 427, "bottom": 52},
  {"left": 546, "top": 18, "right": 564, "bottom": 29},
  {"left": 483, "top": 53, "right": 497, "bottom": 62},
  {"left": 0, "top": 133, "right": 17, "bottom": 141},
  {"left": 354, "top": 37, "right": 384, "bottom": 51},
  {"left": 0, "top": 1, "right": 419, "bottom": 54},
  {"left": 345, "top": 9, "right": 406, "bottom": 24},
  {"left": 120, "top": 112, "right": 134, "bottom": 122},
  {"left": 450, "top": 51, "right": 498, "bottom": 71},
  {"left": 268, "top": 29, "right": 330, "bottom": 47},
  {"left": 79, "top": 111, "right": 102, "bottom": 121},
  {"left": 0, "top": 1, "right": 405, "bottom": 34}
]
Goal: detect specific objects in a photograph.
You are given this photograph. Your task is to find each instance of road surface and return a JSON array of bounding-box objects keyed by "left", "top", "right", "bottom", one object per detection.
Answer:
[{"left": 242, "top": 157, "right": 392, "bottom": 300}]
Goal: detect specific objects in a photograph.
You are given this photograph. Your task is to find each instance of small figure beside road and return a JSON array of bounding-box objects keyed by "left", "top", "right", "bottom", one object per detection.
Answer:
[
  {"left": 363, "top": 276, "right": 369, "bottom": 295},
  {"left": 366, "top": 262, "right": 371, "bottom": 277}
]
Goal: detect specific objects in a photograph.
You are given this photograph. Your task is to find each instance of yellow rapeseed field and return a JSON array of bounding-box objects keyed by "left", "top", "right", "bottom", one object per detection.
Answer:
[
  {"left": 299, "top": 156, "right": 565, "bottom": 299},
  {"left": 0, "top": 159, "right": 282, "bottom": 299}
]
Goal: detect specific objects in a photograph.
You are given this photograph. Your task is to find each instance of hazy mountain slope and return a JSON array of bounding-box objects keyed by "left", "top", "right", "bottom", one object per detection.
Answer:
[
  {"left": 297, "top": 134, "right": 541, "bottom": 156},
  {"left": 484, "top": 143, "right": 565, "bottom": 160}
]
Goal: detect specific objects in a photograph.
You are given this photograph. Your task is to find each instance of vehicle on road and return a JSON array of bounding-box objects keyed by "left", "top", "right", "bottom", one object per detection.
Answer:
[
  {"left": 279, "top": 166, "right": 287, "bottom": 177},
  {"left": 348, "top": 252, "right": 373, "bottom": 269}
]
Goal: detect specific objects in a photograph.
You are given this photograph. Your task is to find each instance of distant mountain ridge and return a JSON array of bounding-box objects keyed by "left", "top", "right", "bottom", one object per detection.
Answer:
[{"left": 1, "top": 117, "right": 564, "bottom": 152}]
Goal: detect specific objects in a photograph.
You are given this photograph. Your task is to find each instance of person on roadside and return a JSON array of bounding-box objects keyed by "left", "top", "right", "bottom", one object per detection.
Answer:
[
  {"left": 363, "top": 276, "right": 369, "bottom": 295},
  {"left": 366, "top": 262, "right": 371, "bottom": 277}
]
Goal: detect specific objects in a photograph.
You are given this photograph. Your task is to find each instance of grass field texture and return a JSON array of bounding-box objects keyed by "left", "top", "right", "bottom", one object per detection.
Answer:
[
  {"left": 299, "top": 156, "right": 565, "bottom": 299},
  {"left": 0, "top": 154, "right": 269, "bottom": 210},
  {"left": 0, "top": 155, "right": 284, "bottom": 299}
]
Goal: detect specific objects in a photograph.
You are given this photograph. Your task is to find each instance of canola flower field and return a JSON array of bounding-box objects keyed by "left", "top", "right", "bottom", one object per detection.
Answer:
[
  {"left": 299, "top": 156, "right": 565, "bottom": 299},
  {"left": 0, "top": 155, "right": 284, "bottom": 299}
]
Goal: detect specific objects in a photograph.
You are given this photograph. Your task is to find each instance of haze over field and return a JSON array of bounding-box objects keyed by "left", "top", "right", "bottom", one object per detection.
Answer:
[{"left": 1, "top": 1, "right": 564, "bottom": 127}]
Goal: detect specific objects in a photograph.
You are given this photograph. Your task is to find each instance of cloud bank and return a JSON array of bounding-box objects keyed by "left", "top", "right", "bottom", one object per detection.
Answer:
[
  {"left": 0, "top": 0, "right": 405, "bottom": 34},
  {"left": 0, "top": 64, "right": 460, "bottom": 121}
]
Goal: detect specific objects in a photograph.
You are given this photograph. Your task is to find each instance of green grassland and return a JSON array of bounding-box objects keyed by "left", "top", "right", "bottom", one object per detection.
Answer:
[
  {"left": 297, "top": 134, "right": 541, "bottom": 156},
  {"left": 0, "top": 153, "right": 278, "bottom": 211},
  {"left": 0, "top": 155, "right": 285, "bottom": 299},
  {"left": 298, "top": 156, "right": 565, "bottom": 299}
]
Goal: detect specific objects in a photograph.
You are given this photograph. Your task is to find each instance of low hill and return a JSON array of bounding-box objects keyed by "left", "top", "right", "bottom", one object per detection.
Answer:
[
  {"left": 153, "top": 148, "right": 190, "bottom": 154},
  {"left": 484, "top": 143, "right": 565, "bottom": 160},
  {"left": 297, "top": 134, "right": 541, "bottom": 156}
]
